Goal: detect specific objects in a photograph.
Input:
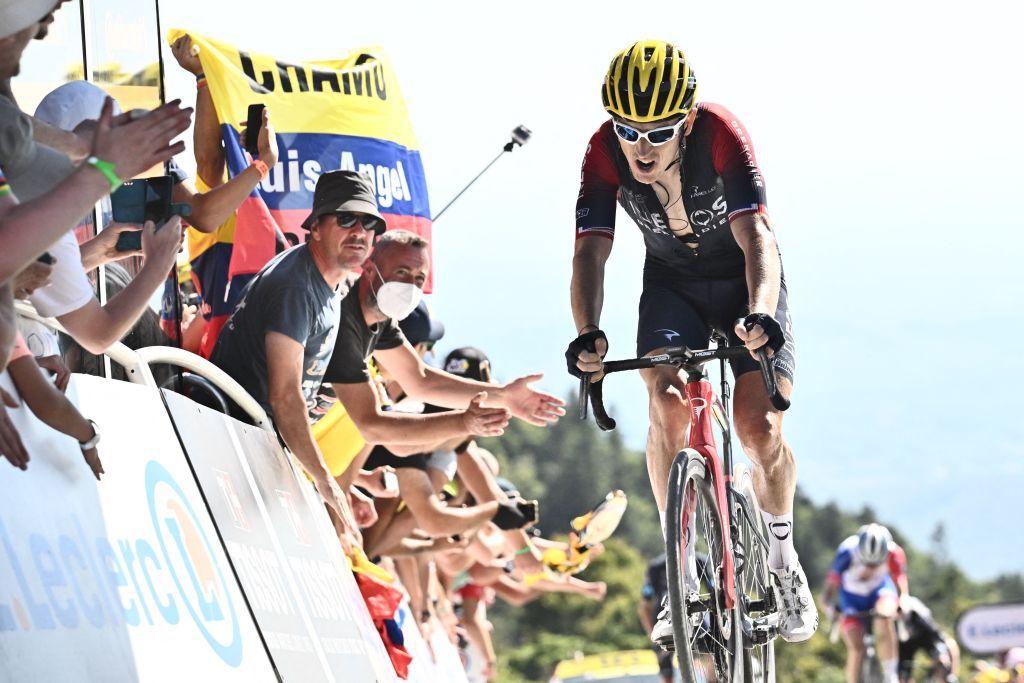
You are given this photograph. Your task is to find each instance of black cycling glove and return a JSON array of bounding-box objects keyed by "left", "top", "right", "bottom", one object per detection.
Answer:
[
  {"left": 742, "top": 313, "right": 785, "bottom": 354},
  {"left": 565, "top": 329, "right": 608, "bottom": 378},
  {"left": 492, "top": 500, "right": 529, "bottom": 530}
]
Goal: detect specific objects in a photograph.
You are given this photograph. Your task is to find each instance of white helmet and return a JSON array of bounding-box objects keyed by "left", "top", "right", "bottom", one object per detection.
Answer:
[{"left": 856, "top": 524, "right": 892, "bottom": 564}]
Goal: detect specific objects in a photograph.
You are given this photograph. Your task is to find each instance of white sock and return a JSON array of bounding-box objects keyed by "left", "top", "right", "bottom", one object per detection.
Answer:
[
  {"left": 883, "top": 658, "right": 898, "bottom": 682},
  {"left": 659, "top": 510, "right": 666, "bottom": 538},
  {"left": 760, "top": 511, "right": 797, "bottom": 570}
]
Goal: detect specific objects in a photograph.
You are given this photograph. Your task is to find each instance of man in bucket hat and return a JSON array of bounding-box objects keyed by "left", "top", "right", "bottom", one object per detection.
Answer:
[{"left": 211, "top": 170, "right": 383, "bottom": 546}]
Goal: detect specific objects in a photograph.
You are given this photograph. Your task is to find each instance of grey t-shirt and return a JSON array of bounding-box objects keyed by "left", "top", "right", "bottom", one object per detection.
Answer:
[
  {"left": 323, "top": 275, "right": 405, "bottom": 384},
  {"left": 211, "top": 246, "right": 343, "bottom": 413}
]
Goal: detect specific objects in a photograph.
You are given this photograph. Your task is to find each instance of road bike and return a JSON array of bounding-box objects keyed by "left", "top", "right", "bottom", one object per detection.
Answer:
[{"left": 580, "top": 336, "right": 789, "bottom": 682}]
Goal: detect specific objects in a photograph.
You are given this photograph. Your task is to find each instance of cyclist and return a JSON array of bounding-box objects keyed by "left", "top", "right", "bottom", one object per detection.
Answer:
[
  {"left": 897, "top": 595, "right": 960, "bottom": 682},
  {"left": 821, "top": 524, "right": 909, "bottom": 683},
  {"left": 566, "top": 39, "right": 815, "bottom": 648}
]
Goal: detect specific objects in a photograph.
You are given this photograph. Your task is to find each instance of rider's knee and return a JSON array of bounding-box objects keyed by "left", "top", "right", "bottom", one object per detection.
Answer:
[
  {"left": 734, "top": 409, "right": 783, "bottom": 459},
  {"left": 647, "top": 382, "right": 689, "bottom": 428}
]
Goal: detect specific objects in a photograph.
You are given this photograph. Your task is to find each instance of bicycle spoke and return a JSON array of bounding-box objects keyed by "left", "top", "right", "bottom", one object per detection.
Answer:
[
  {"left": 666, "top": 452, "right": 739, "bottom": 682},
  {"left": 734, "top": 466, "right": 777, "bottom": 683}
]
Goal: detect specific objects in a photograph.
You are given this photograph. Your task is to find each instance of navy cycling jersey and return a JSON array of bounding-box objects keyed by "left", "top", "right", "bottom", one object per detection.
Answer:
[{"left": 576, "top": 102, "right": 771, "bottom": 279}]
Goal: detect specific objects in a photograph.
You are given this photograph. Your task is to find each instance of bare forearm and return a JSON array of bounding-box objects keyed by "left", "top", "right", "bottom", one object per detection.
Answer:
[
  {"left": 270, "top": 390, "right": 333, "bottom": 484},
  {"left": 7, "top": 359, "right": 92, "bottom": 441},
  {"left": 62, "top": 264, "right": 168, "bottom": 353},
  {"left": 742, "top": 227, "right": 781, "bottom": 315},
  {"left": 457, "top": 448, "right": 505, "bottom": 503},
  {"left": 32, "top": 119, "right": 90, "bottom": 162},
  {"left": 193, "top": 82, "right": 226, "bottom": 187},
  {"left": 78, "top": 236, "right": 107, "bottom": 271},
  {"left": 358, "top": 409, "right": 470, "bottom": 446},
  {"left": 0, "top": 166, "right": 110, "bottom": 282},
  {"left": 571, "top": 247, "right": 609, "bottom": 332},
  {"left": 399, "top": 365, "right": 491, "bottom": 408},
  {"left": 188, "top": 165, "right": 262, "bottom": 232},
  {"left": 413, "top": 500, "right": 498, "bottom": 537}
]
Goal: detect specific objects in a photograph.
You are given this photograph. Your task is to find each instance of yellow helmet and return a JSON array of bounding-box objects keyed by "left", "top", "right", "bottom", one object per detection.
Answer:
[{"left": 602, "top": 40, "right": 698, "bottom": 123}]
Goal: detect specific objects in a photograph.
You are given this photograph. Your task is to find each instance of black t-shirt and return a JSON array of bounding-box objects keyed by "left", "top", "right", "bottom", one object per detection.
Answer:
[
  {"left": 210, "top": 246, "right": 343, "bottom": 413},
  {"left": 364, "top": 444, "right": 428, "bottom": 471},
  {"left": 323, "top": 276, "right": 405, "bottom": 384}
]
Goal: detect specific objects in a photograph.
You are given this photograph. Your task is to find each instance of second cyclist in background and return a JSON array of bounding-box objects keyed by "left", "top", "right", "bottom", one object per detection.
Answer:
[
  {"left": 822, "top": 524, "right": 909, "bottom": 683},
  {"left": 566, "top": 39, "right": 816, "bottom": 648}
]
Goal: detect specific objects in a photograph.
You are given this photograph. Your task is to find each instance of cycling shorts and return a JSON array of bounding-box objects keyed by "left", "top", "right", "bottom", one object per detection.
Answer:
[
  {"left": 839, "top": 576, "right": 898, "bottom": 630},
  {"left": 636, "top": 261, "right": 796, "bottom": 382}
]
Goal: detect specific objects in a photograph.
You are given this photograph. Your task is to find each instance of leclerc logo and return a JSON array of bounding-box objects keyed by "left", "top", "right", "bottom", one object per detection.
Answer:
[
  {"left": 146, "top": 460, "right": 242, "bottom": 665},
  {"left": 0, "top": 461, "right": 242, "bottom": 666}
]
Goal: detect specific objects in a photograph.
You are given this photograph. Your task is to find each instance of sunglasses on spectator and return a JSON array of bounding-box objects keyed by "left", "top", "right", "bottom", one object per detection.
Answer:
[
  {"left": 335, "top": 211, "right": 384, "bottom": 233},
  {"left": 613, "top": 118, "right": 687, "bottom": 146}
]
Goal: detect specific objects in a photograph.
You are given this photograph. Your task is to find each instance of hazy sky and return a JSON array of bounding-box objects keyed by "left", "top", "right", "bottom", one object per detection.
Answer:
[{"left": 147, "top": 0, "right": 1022, "bottom": 578}]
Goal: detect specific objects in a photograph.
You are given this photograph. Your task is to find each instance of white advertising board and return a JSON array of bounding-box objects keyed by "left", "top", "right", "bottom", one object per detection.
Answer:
[
  {"left": 0, "top": 373, "right": 276, "bottom": 682},
  {"left": 957, "top": 602, "right": 1024, "bottom": 654},
  {"left": 162, "top": 390, "right": 396, "bottom": 682}
]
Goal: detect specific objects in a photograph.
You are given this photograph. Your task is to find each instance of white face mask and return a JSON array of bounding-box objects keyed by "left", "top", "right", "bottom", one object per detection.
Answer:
[{"left": 372, "top": 264, "right": 422, "bottom": 320}]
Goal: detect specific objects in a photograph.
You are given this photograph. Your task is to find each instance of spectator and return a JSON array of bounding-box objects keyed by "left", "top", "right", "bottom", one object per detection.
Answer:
[
  {"left": 169, "top": 33, "right": 284, "bottom": 356},
  {"left": 639, "top": 554, "right": 673, "bottom": 683},
  {"left": 209, "top": 170, "right": 380, "bottom": 533},
  {"left": 7, "top": 81, "right": 182, "bottom": 355},
  {"left": 437, "top": 346, "right": 548, "bottom": 574},
  {"left": 4, "top": 332, "right": 102, "bottom": 477},
  {"left": 322, "top": 230, "right": 564, "bottom": 450},
  {"left": 0, "top": 5, "right": 190, "bottom": 282}
]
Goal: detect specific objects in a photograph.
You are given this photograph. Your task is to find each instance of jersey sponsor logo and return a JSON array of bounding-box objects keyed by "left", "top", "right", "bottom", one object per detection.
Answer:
[
  {"left": 654, "top": 328, "right": 680, "bottom": 342},
  {"left": 689, "top": 196, "right": 728, "bottom": 231},
  {"left": 688, "top": 184, "right": 718, "bottom": 199}
]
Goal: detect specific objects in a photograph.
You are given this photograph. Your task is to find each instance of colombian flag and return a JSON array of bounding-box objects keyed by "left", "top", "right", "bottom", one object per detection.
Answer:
[{"left": 167, "top": 30, "right": 432, "bottom": 356}]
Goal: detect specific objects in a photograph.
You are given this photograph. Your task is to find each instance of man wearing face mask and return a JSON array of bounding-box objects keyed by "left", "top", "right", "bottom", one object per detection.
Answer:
[{"left": 322, "top": 230, "right": 565, "bottom": 453}]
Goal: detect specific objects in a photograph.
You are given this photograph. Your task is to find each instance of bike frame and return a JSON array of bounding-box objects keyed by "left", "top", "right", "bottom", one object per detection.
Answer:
[
  {"left": 681, "top": 361, "right": 738, "bottom": 610},
  {"left": 580, "top": 340, "right": 788, "bottom": 625}
]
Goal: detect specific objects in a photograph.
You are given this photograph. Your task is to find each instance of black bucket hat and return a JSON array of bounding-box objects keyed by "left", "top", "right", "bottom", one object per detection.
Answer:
[{"left": 301, "top": 170, "right": 385, "bottom": 234}]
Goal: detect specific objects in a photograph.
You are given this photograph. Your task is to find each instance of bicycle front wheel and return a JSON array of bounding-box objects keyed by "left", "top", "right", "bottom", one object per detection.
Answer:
[
  {"left": 665, "top": 449, "right": 742, "bottom": 682},
  {"left": 733, "top": 464, "right": 776, "bottom": 683}
]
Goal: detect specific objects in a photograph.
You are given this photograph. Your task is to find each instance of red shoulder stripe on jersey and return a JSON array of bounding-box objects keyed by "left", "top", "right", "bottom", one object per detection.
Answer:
[
  {"left": 576, "top": 226, "right": 615, "bottom": 240},
  {"left": 727, "top": 204, "right": 768, "bottom": 221}
]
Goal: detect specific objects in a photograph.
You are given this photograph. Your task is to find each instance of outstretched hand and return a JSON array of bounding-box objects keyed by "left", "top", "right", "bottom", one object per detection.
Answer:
[
  {"left": 462, "top": 392, "right": 511, "bottom": 437},
  {"left": 500, "top": 373, "right": 566, "bottom": 426},
  {"left": 91, "top": 97, "right": 192, "bottom": 181},
  {"left": 0, "top": 388, "right": 28, "bottom": 471}
]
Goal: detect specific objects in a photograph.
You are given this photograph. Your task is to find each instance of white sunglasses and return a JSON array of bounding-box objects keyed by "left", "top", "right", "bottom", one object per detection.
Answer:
[{"left": 613, "top": 118, "right": 687, "bottom": 146}]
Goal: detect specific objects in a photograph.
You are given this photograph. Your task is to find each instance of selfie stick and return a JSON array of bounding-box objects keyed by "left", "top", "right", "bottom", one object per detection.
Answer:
[{"left": 431, "top": 125, "right": 531, "bottom": 222}]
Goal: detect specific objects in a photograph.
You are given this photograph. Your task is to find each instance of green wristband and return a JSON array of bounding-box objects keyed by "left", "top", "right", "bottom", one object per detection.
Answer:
[
  {"left": 515, "top": 545, "right": 533, "bottom": 556},
  {"left": 85, "top": 155, "right": 122, "bottom": 192}
]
